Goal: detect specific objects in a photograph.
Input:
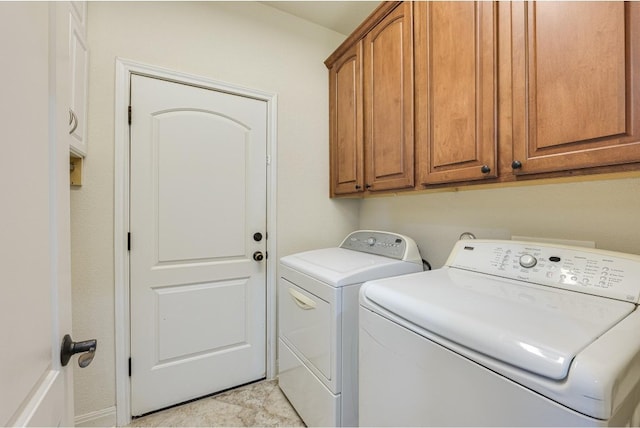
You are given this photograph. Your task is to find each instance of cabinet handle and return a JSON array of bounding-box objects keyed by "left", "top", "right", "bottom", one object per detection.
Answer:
[
  {"left": 511, "top": 160, "right": 522, "bottom": 170},
  {"left": 69, "top": 109, "right": 78, "bottom": 135},
  {"left": 480, "top": 165, "right": 491, "bottom": 174},
  {"left": 288, "top": 288, "right": 316, "bottom": 310}
]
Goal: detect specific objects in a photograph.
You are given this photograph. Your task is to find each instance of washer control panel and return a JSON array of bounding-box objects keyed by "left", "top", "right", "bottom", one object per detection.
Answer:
[
  {"left": 448, "top": 240, "right": 640, "bottom": 303},
  {"left": 340, "top": 230, "right": 420, "bottom": 262}
]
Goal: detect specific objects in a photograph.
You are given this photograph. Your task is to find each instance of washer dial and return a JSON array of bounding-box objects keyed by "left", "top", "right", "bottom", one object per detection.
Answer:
[{"left": 519, "top": 254, "right": 538, "bottom": 268}]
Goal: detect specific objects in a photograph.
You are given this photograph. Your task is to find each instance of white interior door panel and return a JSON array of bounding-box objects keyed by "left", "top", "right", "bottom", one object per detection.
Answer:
[
  {"left": 130, "top": 74, "right": 267, "bottom": 416},
  {"left": 1, "top": 3, "right": 74, "bottom": 425}
]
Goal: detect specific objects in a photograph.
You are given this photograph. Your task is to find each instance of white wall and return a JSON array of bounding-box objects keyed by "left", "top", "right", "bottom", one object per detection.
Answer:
[
  {"left": 71, "top": 1, "right": 640, "bottom": 422},
  {"left": 359, "top": 177, "right": 640, "bottom": 268},
  {"left": 70, "top": 1, "right": 358, "bottom": 422}
]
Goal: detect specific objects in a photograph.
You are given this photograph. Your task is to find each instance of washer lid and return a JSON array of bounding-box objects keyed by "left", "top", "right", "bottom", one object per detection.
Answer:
[
  {"left": 362, "top": 268, "right": 636, "bottom": 380},
  {"left": 280, "top": 247, "right": 422, "bottom": 287}
]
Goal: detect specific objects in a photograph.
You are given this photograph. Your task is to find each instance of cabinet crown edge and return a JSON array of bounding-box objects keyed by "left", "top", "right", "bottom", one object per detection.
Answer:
[{"left": 324, "top": 1, "right": 402, "bottom": 68}]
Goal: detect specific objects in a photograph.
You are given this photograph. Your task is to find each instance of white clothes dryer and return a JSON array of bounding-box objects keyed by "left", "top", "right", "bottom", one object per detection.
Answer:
[
  {"left": 278, "top": 230, "right": 423, "bottom": 427},
  {"left": 360, "top": 239, "right": 640, "bottom": 427}
]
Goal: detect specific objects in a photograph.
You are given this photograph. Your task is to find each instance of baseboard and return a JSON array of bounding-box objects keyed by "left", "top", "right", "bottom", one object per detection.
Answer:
[{"left": 75, "top": 406, "right": 117, "bottom": 427}]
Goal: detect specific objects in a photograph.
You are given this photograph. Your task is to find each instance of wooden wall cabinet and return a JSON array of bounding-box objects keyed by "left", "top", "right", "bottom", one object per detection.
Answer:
[
  {"left": 327, "top": 1, "right": 640, "bottom": 198},
  {"left": 329, "top": 42, "right": 364, "bottom": 196},
  {"left": 363, "top": 2, "right": 414, "bottom": 192},
  {"left": 327, "top": 2, "right": 412, "bottom": 196},
  {"left": 508, "top": 1, "right": 640, "bottom": 176},
  {"left": 415, "top": 1, "right": 498, "bottom": 185}
]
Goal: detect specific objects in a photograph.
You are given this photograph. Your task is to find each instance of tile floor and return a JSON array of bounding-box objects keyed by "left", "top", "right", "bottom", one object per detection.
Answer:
[{"left": 127, "top": 379, "right": 305, "bottom": 427}]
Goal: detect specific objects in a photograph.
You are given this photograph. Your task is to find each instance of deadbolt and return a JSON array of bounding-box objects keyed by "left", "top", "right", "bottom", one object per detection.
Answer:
[
  {"left": 253, "top": 251, "right": 264, "bottom": 262},
  {"left": 253, "top": 232, "right": 263, "bottom": 242}
]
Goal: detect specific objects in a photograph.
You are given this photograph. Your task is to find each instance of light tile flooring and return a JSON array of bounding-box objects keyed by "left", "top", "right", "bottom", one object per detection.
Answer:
[{"left": 127, "top": 379, "right": 305, "bottom": 427}]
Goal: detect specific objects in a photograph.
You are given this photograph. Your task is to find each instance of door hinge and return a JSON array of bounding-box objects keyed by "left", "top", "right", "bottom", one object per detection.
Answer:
[
  {"left": 128, "top": 105, "right": 132, "bottom": 125},
  {"left": 266, "top": 155, "right": 271, "bottom": 165},
  {"left": 127, "top": 232, "right": 131, "bottom": 251},
  {"left": 128, "top": 357, "right": 132, "bottom": 377}
]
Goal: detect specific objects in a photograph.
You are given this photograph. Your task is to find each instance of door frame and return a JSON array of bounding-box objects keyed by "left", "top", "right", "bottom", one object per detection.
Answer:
[{"left": 113, "top": 58, "right": 278, "bottom": 426}]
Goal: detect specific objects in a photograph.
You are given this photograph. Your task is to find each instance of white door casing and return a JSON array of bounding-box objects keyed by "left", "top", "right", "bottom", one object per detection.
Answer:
[
  {"left": 129, "top": 74, "right": 269, "bottom": 416},
  {"left": 1, "top": 3, "right": 73, "bottom": 426}
]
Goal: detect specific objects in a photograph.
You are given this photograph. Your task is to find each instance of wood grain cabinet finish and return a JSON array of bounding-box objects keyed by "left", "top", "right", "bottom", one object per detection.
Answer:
[
  {"left": 363, "top": 2, "right": 414, "bottom": 192},
  {"left": 510, "top": 1, "right": 640, "bottom": 175},
  {"left": 327, "top": 1, "right": 640, "bottom": 198},
  {"left": 329, "top": 42, "right": 364, "bottom": 196},
  {"left": 415, "top": 1, "right": 497, "bottom": 185}
]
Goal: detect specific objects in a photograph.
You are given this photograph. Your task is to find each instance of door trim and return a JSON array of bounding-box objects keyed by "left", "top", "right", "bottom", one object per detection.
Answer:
[{"left": 114, "top": 58, "right": 278, "bottom": 427}]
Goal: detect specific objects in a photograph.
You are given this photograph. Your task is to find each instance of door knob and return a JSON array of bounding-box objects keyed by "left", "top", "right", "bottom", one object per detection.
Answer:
[
  {"left": 60, "top": 334, "right": 97, "bottom": 368},
  {"left": 253, "top": 251, "right": 264, "bottom": 261}
]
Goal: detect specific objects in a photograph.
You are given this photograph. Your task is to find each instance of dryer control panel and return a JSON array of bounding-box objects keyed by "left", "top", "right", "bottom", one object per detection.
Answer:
[
  {"left": 447, "top": 240, "right": 640, "bottom": 303},
  {"left": 340, "top": 230, "right": 422, "bottom": 264}
]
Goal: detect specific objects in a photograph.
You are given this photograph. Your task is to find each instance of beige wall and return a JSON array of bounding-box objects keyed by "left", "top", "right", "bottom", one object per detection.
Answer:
[
  {"left": 359, "top": 177, "right": 640, "bottom": 268},
  {"left": 71, "top": 1, "right": 358, "bottom": 420},
  {"left": 71, "top": 0, "right": 640, "bottom": 422}
]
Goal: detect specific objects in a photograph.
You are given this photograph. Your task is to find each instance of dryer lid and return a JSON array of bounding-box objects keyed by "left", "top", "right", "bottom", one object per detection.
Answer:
[
  {"left": 280, "top": 247, "right": 422, "bottom": 287},
  {"left": 362, "top": 268, "right": 636, "bottom": 380}
]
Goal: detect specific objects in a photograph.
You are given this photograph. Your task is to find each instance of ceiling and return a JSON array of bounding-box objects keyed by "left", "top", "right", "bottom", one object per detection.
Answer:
[{"left": 261, "top": 1, "right": 381, "bottom": 36}]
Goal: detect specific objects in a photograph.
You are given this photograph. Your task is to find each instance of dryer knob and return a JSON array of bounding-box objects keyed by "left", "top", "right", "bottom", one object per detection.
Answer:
[
  {"left": 519, "top": 254, "right": 537, "bottom": 268},
  {"left": 366, "top": 237, "right": 376, "bottom": 246}
]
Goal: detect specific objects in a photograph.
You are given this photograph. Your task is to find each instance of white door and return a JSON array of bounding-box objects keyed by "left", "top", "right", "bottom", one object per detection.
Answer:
[
  {"left": 130, "top": 75, "right": 267, "bottom": 416},
  {"left": 1, "top": 3, "right": 74, "bottom": 426}
]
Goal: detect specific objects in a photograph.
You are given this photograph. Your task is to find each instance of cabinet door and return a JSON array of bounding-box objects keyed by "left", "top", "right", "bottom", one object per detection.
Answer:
[
  {"left": 70, "top": 1, "right": 86, "bottom": 33},
  {"left": 69, "top": 12, "right": 88, "bottom": 157},
  {"left": 511, "top": 1, "right": 640, "bottom": 175},
  {"left": 329, "top": 42, "right": 363, "bottom": 196},
  {"left": 415, "top": 2, "right": 497, "bottom": 185},
  {"left": 363, "top": 2, "right": 414, "bottom": 192}
]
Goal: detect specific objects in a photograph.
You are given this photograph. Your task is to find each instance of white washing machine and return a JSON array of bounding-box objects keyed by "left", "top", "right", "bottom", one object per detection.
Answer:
[
  {"left": 359, "top": 239, "right": 640, "bottom": 426},
  {"left": 278, "top": 230, "right": 424, "bottom": 427}
]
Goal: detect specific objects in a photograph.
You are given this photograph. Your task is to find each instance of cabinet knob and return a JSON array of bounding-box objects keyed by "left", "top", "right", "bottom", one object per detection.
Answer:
[
  {"left": 512, "top": 160, "right": 523, "bottom": 170},
  {"left": 355, "top": 184, "right": 362, "bottom": 190},
  {"left": 365, "top": 184, "right": 372, "bottom": 189},
  {"left": 480, "top": 165, "right": 491, "bottom": 174}
]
